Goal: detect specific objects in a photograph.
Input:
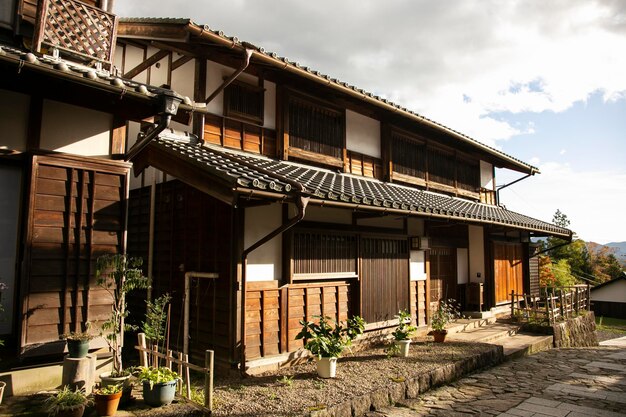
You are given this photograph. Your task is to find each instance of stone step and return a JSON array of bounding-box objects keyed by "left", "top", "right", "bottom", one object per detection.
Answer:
[
  {"left": 446, "top": 322, "right": 522, "bottom": 343},
  {"left": 444, "top": 317, "right": 498, "bottom": 335},
  {"left": 494, "top": 333, "right": 553, "bottom": 359}
]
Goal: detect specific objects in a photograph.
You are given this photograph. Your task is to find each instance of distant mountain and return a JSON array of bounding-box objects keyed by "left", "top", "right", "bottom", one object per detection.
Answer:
[{"left": 592, "top": 241, "right": 626, "bottom": 268}]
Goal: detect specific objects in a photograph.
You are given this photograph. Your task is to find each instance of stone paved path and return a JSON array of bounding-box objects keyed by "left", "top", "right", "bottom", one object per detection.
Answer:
[{"left": 366, "top": 346, "right": 626, "bottom": 416}]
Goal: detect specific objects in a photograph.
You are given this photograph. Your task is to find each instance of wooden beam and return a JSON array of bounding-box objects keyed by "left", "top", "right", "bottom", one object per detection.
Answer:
[
  {"left": 110, "top": 116, "right": 127, "bottom": 157},
  {"left": 193, "top": 58, "right": 207, "bottom": 140},
  {"left": 123, "top": 49, "right": 169, "bottom": 79},
  {"left": 172, "top": 55, "right": 194, "bottom": 71}
]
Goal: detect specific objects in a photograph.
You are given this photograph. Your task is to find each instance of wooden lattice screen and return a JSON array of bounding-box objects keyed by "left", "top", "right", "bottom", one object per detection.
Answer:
[{"left": 32, "top": 0, "right": 118, "bottom": 66}]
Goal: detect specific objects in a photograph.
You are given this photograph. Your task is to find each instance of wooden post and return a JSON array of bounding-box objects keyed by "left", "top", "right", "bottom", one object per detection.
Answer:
[
  {"left": 177, "top": 352, "right": 184, "bottom": 396},
  {"left": 205, "top": 350, "right": 214, "bottom": 411},
  {"left": 184, "top": 353, "right": 191, "bottom": 400},
  {"left": 546, "top": 291, "right": 551, "bottom": 324},
  {"left": 138, "top": 333, "right": 148, "bottom": 367},
  {"left": 559, "top": 290, "right": 564, "bottom": 319},
  {"left": 166, "top": 349, "right": 172, "bottom": 370},
  {"left": 510, "top": 290, "right": 515, "bottom": 317},
  {"left": 587, "top": 283, "right": 591, "bottom": 311},
  {"left": 152, "top": 345, "right": 158, "bottom": 368}
]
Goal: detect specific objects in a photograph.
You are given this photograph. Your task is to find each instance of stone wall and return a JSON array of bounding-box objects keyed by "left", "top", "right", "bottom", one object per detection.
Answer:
[{"left": 553, "top": 311, "right": 599, "bottom": 348}]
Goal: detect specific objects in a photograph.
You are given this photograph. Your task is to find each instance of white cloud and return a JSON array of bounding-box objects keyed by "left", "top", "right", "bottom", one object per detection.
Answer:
[{"left": 499, "top": 162, "right": 626, "bottom": 243}]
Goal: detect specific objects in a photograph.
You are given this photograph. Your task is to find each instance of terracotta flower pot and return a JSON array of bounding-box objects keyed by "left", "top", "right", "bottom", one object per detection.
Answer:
[
  {"left": 432, "top": 330, "right": 448, "bottom": 343},
  {"left": 100, "top": 372, "right": 132, "bottom": 406},
  {"left": 94, "top": 391, "right": 122, "bottom": 416}
]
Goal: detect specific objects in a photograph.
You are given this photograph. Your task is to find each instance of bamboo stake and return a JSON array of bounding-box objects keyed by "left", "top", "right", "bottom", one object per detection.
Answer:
[
  {"left": 184, "top": 353, "right": 191, "bottom": 400},
  {"left": 178, "top": 352, "right": 184, "bottom": 396},
  {"left": 138, "top": 333, "right": 148, "bottom": 367},
  {"left": 205, "top": 350, "right": 214, "bottom": 411}
]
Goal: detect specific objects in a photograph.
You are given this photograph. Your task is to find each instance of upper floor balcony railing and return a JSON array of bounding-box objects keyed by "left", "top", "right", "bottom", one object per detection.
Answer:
[{"left": 32, "top": 0, "right": 117, "bottom": 69}]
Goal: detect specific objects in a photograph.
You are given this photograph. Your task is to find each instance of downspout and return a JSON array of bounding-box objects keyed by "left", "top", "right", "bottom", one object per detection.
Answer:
[
  {"left": 529, "top": 241, "right": 572, "bottom": 258},
  {"left": 495, "top": 170, "right": 536, "bottom": 206},
  {"left": 205, "top": 48, "right": 254, "bottom": 105},
  {"left": 239, "top": 195, "right": 309, "bottom": 376},
  {"left": 125, "top": 91, "right": 183, "bottom": 162}
]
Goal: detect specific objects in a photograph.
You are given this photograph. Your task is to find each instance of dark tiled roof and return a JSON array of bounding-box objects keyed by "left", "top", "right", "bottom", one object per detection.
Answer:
[
  {"left": 0, "top": 44, "right": 193, "bottom": 105},
  {"left": 149, "top": 135, "right": 570, "bottom": 237},
  {"left": 118, "top": 18, "right": 536, "bottom": 173}
]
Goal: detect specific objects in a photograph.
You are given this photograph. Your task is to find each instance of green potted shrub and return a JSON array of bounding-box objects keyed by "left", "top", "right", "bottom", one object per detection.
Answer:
[
  {"left": 43, "top": 386, "right": 91, "bottom": 417},
  {"left": 61, "top": 327, "right": 94, "bottom": 359},
  {"left": 136, "top": 366, "right": 179, "bottom": 407},
  {"left": 295, "top": 315, "right": 365, "bottom": 378},
  {"left": 391, "top": 309, "right": 417, "bottom": 357},
  {"left": 429, "top": 299, "right": 461, "bottom": 342},
  {"left": 96, "top": 254, "right": 148, "bottom": 399},
  {"left": 93, "top": 384, "right": 123, "bottom": 417},
  {"left": 142, "top": 293, "right": 172, "bottom": 363}
]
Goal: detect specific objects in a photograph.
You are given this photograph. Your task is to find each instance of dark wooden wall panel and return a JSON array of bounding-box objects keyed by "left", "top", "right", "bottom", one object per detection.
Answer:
[
  {"left": 203, "top": 113, "right": 276, "bottom": 157},
  {"left": 410, "top": 280, "right": 428, "bottom": 327},
  {"left": 21, "top": 155, "right": 128, "bottom": 356}
]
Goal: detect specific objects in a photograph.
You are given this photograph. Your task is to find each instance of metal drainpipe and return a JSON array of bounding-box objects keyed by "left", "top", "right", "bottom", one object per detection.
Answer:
[
  {"left": 239, "top": 196, "right": 309, "bottom": 376},
  {"left": 495, "top": 171, "right": 534, "bottom": 206},
  {"left": 205, "top": 48, "right": 254, "bottom": 105}
]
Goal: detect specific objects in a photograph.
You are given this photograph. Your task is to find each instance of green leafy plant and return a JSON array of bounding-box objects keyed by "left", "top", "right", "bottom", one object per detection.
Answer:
[
  {"left": 295, "top": 315, "right": 365, "bottom": 358},
  {"left": 391, "top": 309, "right": 417, "bottom": 341},
  {"left": 135, "top": 366, "right": 179, "bottom": 389},
  {"left": 431, "top": 299, "right": 461, "bottom": 331},
  {"left": 94, "top": 384, "right": 123, "bottom": 395},
  {"left": 142, "top": 293, "right": 171, "bottom": 367},
  {"left": 96, "top": 254, "right": 149, "bottom": 375},
  {"left": 60, "top": 331, "right": 94, "bottom": 342},
  {"left": 43, "top": 386, "right": 91, "bottom": 416},
  {"left": 384, "top": 343, "right": 400, "bottom": 358},
  {"left": 278, "top": 375, "right": 294, "bottom": 387}
]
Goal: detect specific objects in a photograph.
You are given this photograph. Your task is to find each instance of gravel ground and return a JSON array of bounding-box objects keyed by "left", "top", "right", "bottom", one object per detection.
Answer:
[{"left": 211, "top": 339, "right": 495, "bottom": 417}]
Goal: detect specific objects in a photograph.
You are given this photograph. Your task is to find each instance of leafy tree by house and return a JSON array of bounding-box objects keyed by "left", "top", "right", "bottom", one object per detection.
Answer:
[
  {"left": 551, "top": 259, "right": 577, "bottom": 287},
  {"left": 545, "top": 210, "right": 592, "bottom": 282},
  {"left": 587, "top": 243, "right": 624, "bottom": 283},
  {"left": 142, "top": 293, "right": 171, "bottom": 349},
  {"left": 539, "top": 255, "right": 556, "bottom": 288}
]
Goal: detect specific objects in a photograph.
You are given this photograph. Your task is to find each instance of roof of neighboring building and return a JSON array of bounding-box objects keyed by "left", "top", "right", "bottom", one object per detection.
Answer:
[
  {"left": 0, "top": 43, "right": 193, "bottom": 108},
  {"left": 118, "top": 18, "right": 538, "bottom": 174},
  {"left": 591, "top": 273, "right": 626, "bottom": 292},
  {"left": 138, "top": 132, "right": 571, "bottom": 238}
]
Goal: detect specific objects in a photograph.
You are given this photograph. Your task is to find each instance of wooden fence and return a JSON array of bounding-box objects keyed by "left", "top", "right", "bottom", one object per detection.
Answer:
[
  {"left": 510, "top": 284, "right": 591, "bottom": 325},
  {"left": 136, "top": 333, "right": 213, "bottom": 412}
]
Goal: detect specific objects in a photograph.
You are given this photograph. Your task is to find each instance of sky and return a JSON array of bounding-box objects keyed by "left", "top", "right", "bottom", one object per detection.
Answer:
[{"left": 116, "top": 0, "right": 626, "bottom": 244}]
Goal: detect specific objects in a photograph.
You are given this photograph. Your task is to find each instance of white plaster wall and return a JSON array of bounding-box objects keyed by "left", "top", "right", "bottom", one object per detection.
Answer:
[
  {"left": 410, "top": 250, "right": 427, "bottom": 281},
  {"left": 468, "top": 225, "right": 485, "bottom": 283},
  {"left": 304, "top": 205, "right": 352, "bottom": 224},
  {"left": 264, "top": 81, "right": 276, "bottom": 129},
  {"left": 0, "top": 165, "right": 21, "bottom": 334},
  {"left": 480, "top": 161, "right": 494, "bottom": 189},
  {"left": 357, "top": 215, "right": 403, "bottom": 229},
  {"left": 591, "top": 280, "right": 626, "bottom": 303},
  {"left": 0, "top": 89, "right": 29, "bottom": 151},
  {"left": 457, "top": 248, "right": 469, "bottom": 284},
  {"left": 124, "top": 44, "right": 147, "bottom": 84},
  {"left": 244, "top": 203, "right": 282, "bottom": 281},
  {"left": 171, "top": 58, "right": 195, "bottom": 102},
  {"left": 40, "top": 100, "right": 111, "bottom": 156},
  {"left": 346, "top": 110, "right": 381, "bottom": 158},
  {"left": 407, "top": 217, "right": 425, "bottom": 236},
  {"left": 205, "top": 60, "right": 226, "bottom": 115},
  {"left": 113, "top": 44, "right": 124, "bottom": 71},
  {"left": 147, "top": 46, "right": 170, "bottom": 87}
]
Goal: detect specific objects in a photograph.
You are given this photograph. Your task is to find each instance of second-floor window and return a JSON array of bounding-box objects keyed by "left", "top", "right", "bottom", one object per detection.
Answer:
[
  {"left": 224, "top": 81, "right": 264, "bottom": 125},
  {"left": 288, "top": 95, "right": 344, "bottom": 160}
]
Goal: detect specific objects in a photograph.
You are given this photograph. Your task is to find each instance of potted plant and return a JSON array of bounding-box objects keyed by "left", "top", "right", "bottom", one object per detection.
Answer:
[
  {"left": 43, "top": 386, "right": 91, "bottom": 417},
  {"left": 96, "top": 254, "right": 148, "bottom": 398},
  {"left": 136, "top": 366, "right": 179, "bottom": 407},
  {"left": 93, "top": 384, "right": 123, "bottom": 416},
  {"left": 61, "top": 327, "right": 94, "bottom": 359},
  {"left": 429, "top": 299, "right": 461, "bottom": 342},
  {"left": 391, "top": 309, "right": 417, "bottom": 357},
  {"left": 295, "top": 315, "right": 365, "bottom": 378}
]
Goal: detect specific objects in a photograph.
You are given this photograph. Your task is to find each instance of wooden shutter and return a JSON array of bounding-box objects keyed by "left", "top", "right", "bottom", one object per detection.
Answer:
[
  {"left": 493, "top": 242, "right": 524, "bottom": 304},
  {"left": 20, "top": 154, "right": 129, "bottom": 357}
]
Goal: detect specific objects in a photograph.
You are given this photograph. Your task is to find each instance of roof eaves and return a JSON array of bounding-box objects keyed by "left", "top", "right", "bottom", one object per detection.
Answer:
[{"left": 181, "top": 20, "right": 537, "bottom": 174}]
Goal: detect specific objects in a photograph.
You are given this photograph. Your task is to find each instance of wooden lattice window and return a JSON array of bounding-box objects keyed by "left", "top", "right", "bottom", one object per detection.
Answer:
[
  {"left": 32, "top": 0, "right": 118, "bottom": 67},
  {"left": 456, "top": 159, "right": 480, "bottom": 192},
  {"left": 292, "top": 231, "right": 357, "bottom": 280},
  {"left": 391, "top": 133, "right": 426, "bottom": 179},
  {"left": 288, "top": 96, "right": 344, "bottom": 160},
  {"left": 223, "top": 81, "right": 264, "bottom": 125},
  {"left": 428, "top": 147, "right": 455, "bottom": 187}
]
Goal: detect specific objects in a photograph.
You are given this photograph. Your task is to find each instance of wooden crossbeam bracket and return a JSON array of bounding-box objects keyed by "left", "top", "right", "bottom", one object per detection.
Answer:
[{"left": 123, "top": 49, "right": 169, "bottom": 79}]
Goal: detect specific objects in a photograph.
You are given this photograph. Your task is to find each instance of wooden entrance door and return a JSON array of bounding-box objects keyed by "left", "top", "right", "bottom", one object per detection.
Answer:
[
  {"left": 360, "top": 237, "right": 409, "bottom": 324},
  {"left": 430, "top": 247, "right": 457, "bottom": 302},
  {"left": 493, "top": 243, "right": 524, "bottom": 304}
]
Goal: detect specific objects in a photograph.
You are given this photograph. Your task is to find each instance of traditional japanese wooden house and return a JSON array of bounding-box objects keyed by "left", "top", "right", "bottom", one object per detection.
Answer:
[
  {"left": 112, "top": 19, "right": 572, "bottom": 373},
  {"left": 0, "top": 3, "right": 572, "bottom": 379}
]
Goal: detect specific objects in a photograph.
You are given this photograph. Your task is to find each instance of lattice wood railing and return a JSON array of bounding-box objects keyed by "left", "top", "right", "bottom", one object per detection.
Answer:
[{"left": 32, "top": 0, "right": 118, "bottom": 67}]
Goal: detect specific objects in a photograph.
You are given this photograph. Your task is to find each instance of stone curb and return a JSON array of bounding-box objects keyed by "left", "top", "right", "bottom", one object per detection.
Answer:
[{"left": 309, "top": 345, "right": 504, "bottom": 417}]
